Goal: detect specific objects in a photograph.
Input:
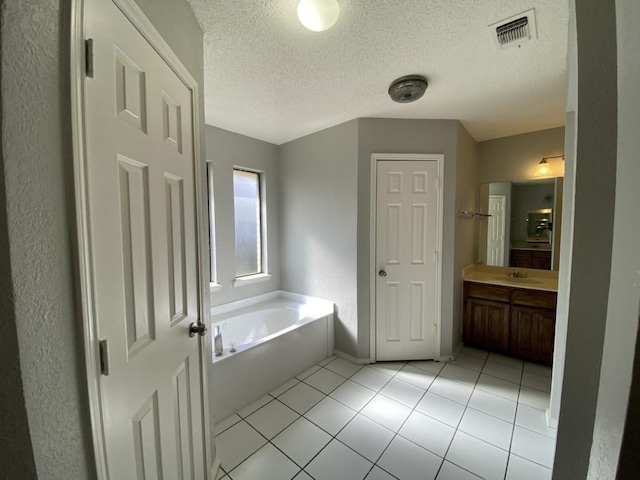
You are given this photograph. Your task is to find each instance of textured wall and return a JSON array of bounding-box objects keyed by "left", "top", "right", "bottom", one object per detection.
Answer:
[
  {"left": 356, "top": 119, "right": 461, "bottom": 358},
  {"left": 477, "top": 127, "right": 566, "bottom": 185},
  {"left": 280, "top": 121, "right": 359, "bottom": 355},
  {"left": 205, "top": 125, "right": 280, "bottom": 306},
  {"left": 453, "top": 124, "right": 478, "bottom": 354},
  {"left": 589, "top": 0, "right": 640, "bottom": 476}
]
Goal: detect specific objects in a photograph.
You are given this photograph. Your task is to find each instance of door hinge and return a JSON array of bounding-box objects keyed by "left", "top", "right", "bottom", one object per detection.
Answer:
[
  {"left": 85, "top": 39, "right": 94, "bottom": 78},
  {"left": 99, "top": 339, "right": 110, "bottom": 376}
]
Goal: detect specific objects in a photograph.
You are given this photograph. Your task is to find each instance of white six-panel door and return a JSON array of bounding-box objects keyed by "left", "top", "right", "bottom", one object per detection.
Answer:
[
  {"left": 487, "top": 195, "right": 507, "bottom": 267},
  {"left": 84, "top": 0, "right": 206, "bottom": 477},
  {"left": 375, "top": 160, "right": 440, "bottom": 361}
]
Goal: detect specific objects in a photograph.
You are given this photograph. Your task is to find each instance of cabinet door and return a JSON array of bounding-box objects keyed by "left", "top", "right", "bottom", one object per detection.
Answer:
[
  {"left": 510, "top": 306, "right": 555, "bottom": 364},
  {"left": 511, "top": 250, "right": 533, "bottom": 268},
  {"left": 464, "top": 298, "right": 510, "bottom": 352},
  {"left": 532, "top": 251, "right": 552, "bottom": 270}
]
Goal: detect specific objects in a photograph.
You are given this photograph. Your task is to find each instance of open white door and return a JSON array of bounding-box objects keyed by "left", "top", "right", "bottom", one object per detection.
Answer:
[
  {"left": 487, "top": 195, "right": 507, "bottom": 266},
  {"left": 374, "top": 158, "right": 442, "bottom": 361},
  {"left": 79, "top": 0, "right": 208, "bottom": 477}
]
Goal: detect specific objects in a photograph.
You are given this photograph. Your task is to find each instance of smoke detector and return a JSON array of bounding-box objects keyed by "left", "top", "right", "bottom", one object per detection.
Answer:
[
  {"left": 388, "top": 75, "right": 429, "bottom": 103},
  {"left": 490, "top": 9, "right": 538, "bottom": 49}
]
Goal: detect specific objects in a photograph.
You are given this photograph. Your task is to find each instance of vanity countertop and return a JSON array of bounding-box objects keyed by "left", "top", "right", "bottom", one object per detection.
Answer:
[{"left": 463, "top": 265, "right": 558, "bottom": 292}]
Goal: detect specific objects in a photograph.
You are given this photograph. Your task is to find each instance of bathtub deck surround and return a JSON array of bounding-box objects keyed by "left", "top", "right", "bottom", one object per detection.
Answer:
[
  {"left": 214, "top": 347, "right": 555, "bottom": 480},
  {"left": 209, "top": 291, "right": 334, "bottom": 427}
]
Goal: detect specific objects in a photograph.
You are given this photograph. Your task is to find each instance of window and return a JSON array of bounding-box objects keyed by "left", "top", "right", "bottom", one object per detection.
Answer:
[
  {"left": 233, "top": 168, "right": 263, "bottom": 277},
  {"left": 207, "top": 163, "right": 221, "bottom": 291}
]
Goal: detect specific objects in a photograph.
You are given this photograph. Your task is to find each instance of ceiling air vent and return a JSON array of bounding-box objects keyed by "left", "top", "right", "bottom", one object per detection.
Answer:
[{"left": 490, "top": 9, "right": 537, "bottom": 49}]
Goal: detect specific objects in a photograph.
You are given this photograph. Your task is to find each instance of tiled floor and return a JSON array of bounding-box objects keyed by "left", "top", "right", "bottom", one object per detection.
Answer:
[{"left": 214, "top": 346, "right": 556, "bottom": 480}]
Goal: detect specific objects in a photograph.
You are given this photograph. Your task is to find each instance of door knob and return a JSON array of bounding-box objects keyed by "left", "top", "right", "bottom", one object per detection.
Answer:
[
  {"left": 189, "top": 322, "right": 207, "bottom": 337},
  {"left": 378, "top": 270, "right": 387, "bottom": 277}
]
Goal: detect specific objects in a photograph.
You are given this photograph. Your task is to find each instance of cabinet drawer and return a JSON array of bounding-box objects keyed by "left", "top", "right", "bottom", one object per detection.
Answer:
[
  {"left": 465, "top": 282, "right": 510, "bottom": 302},
  {"left": 512, "top": 289, "right": 557, "bottom": 308}
]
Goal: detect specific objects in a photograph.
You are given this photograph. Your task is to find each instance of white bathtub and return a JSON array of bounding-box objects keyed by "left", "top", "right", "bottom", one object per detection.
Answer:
[{"left": 208, "top": 291, "right": 334, "bottom": 425}]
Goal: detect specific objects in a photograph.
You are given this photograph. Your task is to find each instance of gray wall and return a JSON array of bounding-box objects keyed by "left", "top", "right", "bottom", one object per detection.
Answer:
[
  {"left": 510, "top": 183, "right": 555, "bottom": 243},
  {"left": 453, "top": 124, "right": 479, "bottom": 353},
  {"left": 477, "top": 127, "right": 565, "bottom": 185},
  {"left": 205, "top": 126, "right": 280, "bottom": 305},
  {"left": 588, "top": 0, "right": 640, "bottom": 476},
  {"left": 0, "top": 0, "right": 205, "bottom": 478},
  {"left": 356, "top": 119, "right": 464, "bottom": 358},
  {"left": 279, "top": 120, "right": 360, "bottom": 355},
  {"left": 552, "top": 0, "right": 618, "bottom": 477}
]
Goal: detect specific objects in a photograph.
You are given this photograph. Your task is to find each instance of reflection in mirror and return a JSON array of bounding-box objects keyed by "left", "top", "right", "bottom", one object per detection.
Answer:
[{"left": 477, "top": 178, "right": 563, "bottom": 271}]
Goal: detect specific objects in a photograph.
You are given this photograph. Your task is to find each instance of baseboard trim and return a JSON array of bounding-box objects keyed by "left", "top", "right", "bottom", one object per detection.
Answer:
[
  {"left": 546, "top": 408, "right": 559, "bottom": 428},
  {"left": 334, "top": 350, "right": 372, "bottom": 365},
  {"left": 450, "top": 342, "right": 464, "bottom": 361},
  {"left": 211, "top": 457, "right": 221, "bottom": 480}
]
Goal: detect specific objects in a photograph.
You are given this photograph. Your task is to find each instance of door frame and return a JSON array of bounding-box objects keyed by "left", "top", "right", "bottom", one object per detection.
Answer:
[
  {"left": 70, "top": 1, "right": 211, "bottom": 478},
  {"left": 369, "top": 153, "right": 445, "bottom": 362}
]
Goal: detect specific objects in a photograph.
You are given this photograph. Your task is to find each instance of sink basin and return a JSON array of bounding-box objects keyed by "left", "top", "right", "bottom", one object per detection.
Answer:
[{"left": 492, "top": 276, "right": 544, "bottom": 285}]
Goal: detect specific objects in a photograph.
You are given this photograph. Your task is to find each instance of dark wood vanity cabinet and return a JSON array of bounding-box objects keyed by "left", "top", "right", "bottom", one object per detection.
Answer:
[
  {"left": 510, "top": 249, "right": 552, "bottom": 270},
  {"left": 463, "top": 282, "right": 556, "bottom": 365}
]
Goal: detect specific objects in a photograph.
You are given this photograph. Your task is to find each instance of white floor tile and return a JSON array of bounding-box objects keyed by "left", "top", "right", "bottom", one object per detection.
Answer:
[
  {"left": 278, "top": 382, "right": 326, "bottom": 414},
  {"left": 519, "top": 386, "right": 551, "bottom": 411},
  {"left": 305, "top": 396, "right": 356, "bottom": 435},
  {"left": 293, "top": 471, "right": 314, "bottom": 480},
  {"left": 215, "top": 421, "right": 267, "bottom": 471},
  {"left": 236, "top": 395, "right": 272, "bottom": 418},
  {"left": 396, "top": 364, "right": 437, "bottom": 390},
  {"left": 459, "top": 345, "right": 489, "bottom": 360},
  {"left": 214, "top": 414, "right": 241, "bottom": 436},
  {"left": 325, "top": 357, "right": 362, "bottom": 378},
  {"left": 230, "top": 443, "right": 299, "bottom": 480},
  {"left": 399, "top": 411, "right": 456, "bottom": 457},
  {"left": 458, "top": 408, "right": 513, "bottom": 450},
  {"left": 436, "top": 461, "right": 482, "bottom": 480},
  {"left": 482, "top": 361, "right": 523, "bottom": 384},
  {"left": 365, "top": 466, "right": 396, "bottom": 480},
  {"left": 318, "top": 355, "right": 337, "bottom": 366},
  {"left": 378, "top": 436, "right": 443, "bottom": 480},
  {"left": 446, "top": 431, "right": 508, "bottom": 480},
  {"left": 216, "top": 466, "right": 227, "bottom": 479},
  {"left": 452, "top": 353, "right": 486, "bottom": 372},
  {"left": 303, "top": 368, "right": 346, "bottom": 394},
  {"left": 361, "top": 394, "right": 412, "bottom": 432},
  {"left": 409, "top": 360, "right": 445, "bottom": 375},
  {"left": 476, "top": 373, "right": 520, "bottom": 402},
  {"left": 487, "top": 352, "right": 524, "bottom": 370},
  {"left": 467, "top": 389, "right": 517, "bottom": 423},
  {"left": 370, "top": 361, "right": 406, "bottom": 376},
  {"left": 272, "top": 417, "right": 332, "bottom": 467},
  {"left": 524, "top": 361, "right": 552, "bottom": 378},
  {"left": 351, "top": 367, "right": 393, "bottom": 391},
  {"left": 522, "top": 370, "right": 552, "bottom": 393},
  {"left": 379, "top": 378, "right": 425, "bottom": 408},
  {"left": 440, "top": 363, "right": 480, "bottom": 387},
  {"left": 305, "top": 439, "right": 372, "bottom": 480},
  {"left": 516, "top": 404, "right": 557, "bottom": 438},
  {"left": 330, "top": 380, "right": 376, "bottom": 411},
  {"left": 511, "top": 426, "right": 556, "bottom": 468},
  {"left": 245, "top": 399, "right": 299, "bottom": 439},
  {"left": 337, "top": 414, "right": 395, "bottom": 462},
  {"left": 428, "top": 377, "right": 474, "bottom": 405},
  {"left": 415, "top": 392, "right": 466, "bottom": 427},
  {"left": 506, "top": 453, "right": 552, "bottom": 480},
  {"left": 296, "top": 364, "right": 321, "bottom": 380},
  {"left": 270, "top": 378, "right": 300, "bottom": 398}
]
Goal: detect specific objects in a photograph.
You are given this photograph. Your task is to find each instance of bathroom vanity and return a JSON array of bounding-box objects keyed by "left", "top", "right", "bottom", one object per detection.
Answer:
[{"left": 462, "top": 266, "right": 558, "bottom": 365}]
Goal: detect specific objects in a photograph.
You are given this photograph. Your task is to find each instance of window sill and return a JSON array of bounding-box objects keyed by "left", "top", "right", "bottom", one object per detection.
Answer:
[
  {"left": 233, "top": 273, "right": 272, "bottom": 287},
  {"left": 209, "top": 282, "right": 223, "bottom": 294}
]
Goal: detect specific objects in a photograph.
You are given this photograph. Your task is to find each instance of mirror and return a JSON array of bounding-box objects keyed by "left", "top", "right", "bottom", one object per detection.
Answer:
[{"left": 477, "top": 178, "right": 563, "bottom": 270}]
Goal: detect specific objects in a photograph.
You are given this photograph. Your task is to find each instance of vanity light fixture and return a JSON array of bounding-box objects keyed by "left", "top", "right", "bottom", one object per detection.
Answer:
[
  {"left": 535, "top": 155, "right": 564, "bottom": 176},
  {"left": 297, "top": 0, "right": 340, "bottom": 32}
]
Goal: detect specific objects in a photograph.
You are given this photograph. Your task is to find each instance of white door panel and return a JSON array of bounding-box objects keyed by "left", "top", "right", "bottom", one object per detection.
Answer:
[
  {"left": 487, "top": 195, "right": 506, "bottom": 267},
  {"left": 85, "top": 0, "right": 205, "bottom": 478},
  {"left": 375, "top": 160, "right": 439, "bottom": 361}
]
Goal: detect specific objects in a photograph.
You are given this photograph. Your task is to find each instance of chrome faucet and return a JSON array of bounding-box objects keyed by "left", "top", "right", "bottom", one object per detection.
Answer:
[
  {"left": 508, "top": 271, "right": 527, "bottom": 278},
  {"left": 214, "top": 325, "right": 223, "bottom": 356}
]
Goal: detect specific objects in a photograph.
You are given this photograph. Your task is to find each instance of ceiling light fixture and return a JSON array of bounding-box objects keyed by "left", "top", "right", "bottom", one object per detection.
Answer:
[{"left": 297, "top": 0, "right": 340, "bottom": 32}]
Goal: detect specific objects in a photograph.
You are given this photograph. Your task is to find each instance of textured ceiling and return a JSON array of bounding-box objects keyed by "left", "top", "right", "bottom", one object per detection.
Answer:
[{"left": 187, "top": 0, "right": 570, "bottom": 145}]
